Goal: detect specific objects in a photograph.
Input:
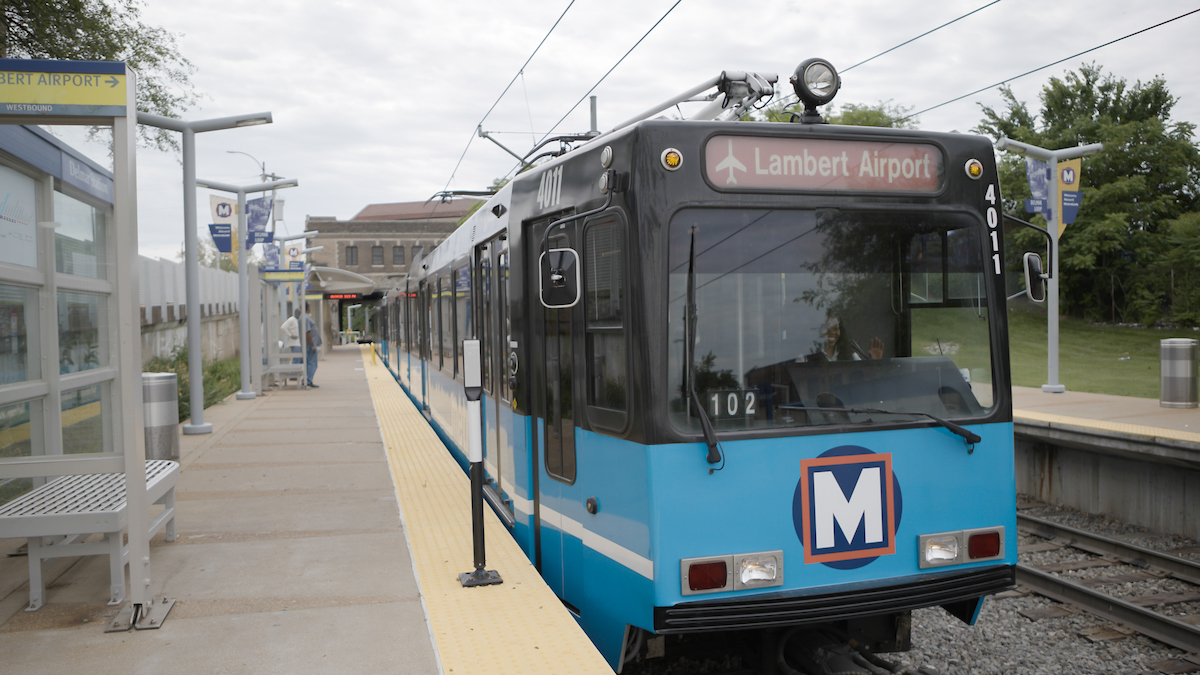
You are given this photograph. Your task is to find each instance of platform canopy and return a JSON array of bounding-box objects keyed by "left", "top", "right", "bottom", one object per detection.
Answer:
[{"left": 307, "top": 266, "right": 378, "bottom": 295}]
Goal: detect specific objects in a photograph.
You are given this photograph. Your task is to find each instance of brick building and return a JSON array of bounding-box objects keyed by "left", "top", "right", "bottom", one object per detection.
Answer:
[{"left": 304, "top": 198, "right": 479, "bottom": 292}]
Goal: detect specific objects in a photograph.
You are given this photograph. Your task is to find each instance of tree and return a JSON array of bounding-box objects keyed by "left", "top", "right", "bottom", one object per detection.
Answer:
[
  {"left": 1, "top": 0, "right": 199, "bottom": 150},
  {"left": 976, "top": 63, "right": 1200, "bottom": 325},
  {"left": 746, "top": 99, "right": 919, "bottom": 128}
]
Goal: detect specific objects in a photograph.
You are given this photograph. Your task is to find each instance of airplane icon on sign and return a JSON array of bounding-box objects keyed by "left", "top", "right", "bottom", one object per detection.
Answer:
[{"left": 715, "top": 139, "right": 746, "bottom": 184}]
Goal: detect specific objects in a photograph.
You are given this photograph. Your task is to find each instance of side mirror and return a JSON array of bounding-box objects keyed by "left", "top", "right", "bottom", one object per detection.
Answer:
[
  {"left": 1023, "top": 252, "right": 1046, "bottom": 303},
  {"left": 540, "top": 248, "right": 581, "bottom": 309}
]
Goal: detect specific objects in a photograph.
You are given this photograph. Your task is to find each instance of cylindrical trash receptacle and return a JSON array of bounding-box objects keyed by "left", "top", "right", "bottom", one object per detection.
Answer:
[
  {"left": 1160, "top": 338, "right": 1199, "bottom": 409},
  {"left": 143, "top": 372, "right": 180, "bottom": 460}
]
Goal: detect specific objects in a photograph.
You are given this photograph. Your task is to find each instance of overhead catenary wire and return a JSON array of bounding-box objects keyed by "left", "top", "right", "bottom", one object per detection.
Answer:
[
  {"left": 438, "top": 0, "right": 577, "bottom": 197},
  {"left": 508, "top": 0, "right": 684, "bottom": 179},
  {"left": 767, "top": 1, "right": 1005, "bottom": 114},
  {"left": 900, "top": 7, "right": 1200, "bottom": 121}
]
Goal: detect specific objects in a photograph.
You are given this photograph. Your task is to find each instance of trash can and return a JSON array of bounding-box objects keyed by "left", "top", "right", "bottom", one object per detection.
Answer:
[
  {"left": 1160, "top": 338, "right": 1199, "bottom": 409},
  {"left": 143, "top": 372, "right": 180, "bottom": 461}
]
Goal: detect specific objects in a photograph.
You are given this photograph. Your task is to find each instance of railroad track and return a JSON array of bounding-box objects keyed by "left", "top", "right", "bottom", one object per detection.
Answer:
[{"left": 1016, "top": 512, "right": 1200, "bottom": 657}]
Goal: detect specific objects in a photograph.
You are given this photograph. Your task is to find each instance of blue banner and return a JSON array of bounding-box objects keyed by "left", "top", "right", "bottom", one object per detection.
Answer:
[
  {"left": 246, "top": 196, "right": 272, "bottom": 232},
  {"left": 207, "top": 223, "right": 231, "bottom": 253},
  {"left": 264, "top": 243, "right": 280, "bottom": 269},
  {"left": 1025, "top": 158, "right": 1051, "bottom": 218},
  {"left": 246, "top": 230, "right": 274, "bottom": 248},
  {"left": 1061, "top": 191, "right": 1082, "bottom": 225}
]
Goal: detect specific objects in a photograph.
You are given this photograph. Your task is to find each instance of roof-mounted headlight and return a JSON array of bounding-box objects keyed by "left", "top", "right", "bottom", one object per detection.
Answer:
[{"left": 790, "top": 58, "right": 840, "bottom": 123}]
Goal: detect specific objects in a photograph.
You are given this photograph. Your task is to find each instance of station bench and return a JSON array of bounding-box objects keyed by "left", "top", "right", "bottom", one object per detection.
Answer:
[{"left": 0, "top": 459, "right": 179, "bottom": 611}]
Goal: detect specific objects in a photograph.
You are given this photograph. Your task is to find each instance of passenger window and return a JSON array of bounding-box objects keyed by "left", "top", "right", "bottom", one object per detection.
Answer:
[{"left": 585, "top": 219, "right": 628, "bottom": 422}]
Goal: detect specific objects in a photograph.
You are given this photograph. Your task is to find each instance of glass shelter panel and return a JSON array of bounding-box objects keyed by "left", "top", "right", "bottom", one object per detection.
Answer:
[
  {"left": 0, "top": 164, "right": 39, "bottom": 269},
  {"left": 58, "top": 291, "right": 107, "bottom": 374},
  {"left": 0, "top": 283, "right": 39, "bottom": 384},
  {"left": 54, "top": 190, "right": 107, "bottom": 279},
  {"left": 667, "top": 208, "right": 996, "bottom": 435},
  {"left": 61, "top": 383, "right": 108, "bottom": 454}
]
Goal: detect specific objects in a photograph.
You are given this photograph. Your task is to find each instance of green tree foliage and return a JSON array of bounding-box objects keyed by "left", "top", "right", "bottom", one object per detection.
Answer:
[
  {"left": 976, "top": 64, "right": 1200, "bottom": 325},
  {"left": 746, "top": 99, "right": 919, "bottom": 128},
  {"left": 1, "top": 0, "right": 199, "bottom": 150},
  {"left": 825, "top": 101, "right": 919, "bottom": 129}
]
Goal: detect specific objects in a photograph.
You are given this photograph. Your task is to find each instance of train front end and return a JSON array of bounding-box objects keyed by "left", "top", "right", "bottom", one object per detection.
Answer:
[{"left": 628, "top": 114, "right": 1017, "bottom": 659}]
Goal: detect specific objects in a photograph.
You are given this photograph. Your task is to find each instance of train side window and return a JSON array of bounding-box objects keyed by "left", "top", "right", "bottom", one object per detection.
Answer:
[
  {"left": 455, "top": 264, "right": 471, "bottom": 377},
  {"left": 498, "top": 249, "right": 511, "bottom": 402},
  {"left": 441, "top": 273, "right": 454, "bottom": 370},
  {"left": 584, "top": 218, "right": 628, "bottom": 431},
  {"left": 476, "top": 244, "right": 493, "bottom": 393}
]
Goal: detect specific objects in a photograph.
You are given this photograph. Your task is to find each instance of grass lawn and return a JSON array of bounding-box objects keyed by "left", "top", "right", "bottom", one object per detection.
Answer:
[{"left": 1006, "top": 301, "right": 1198, "bottom": 399}]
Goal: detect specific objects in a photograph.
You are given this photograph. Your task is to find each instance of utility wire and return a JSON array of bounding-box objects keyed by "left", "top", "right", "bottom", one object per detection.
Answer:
[
  {"left": 901, "top": 7, "right": 1200, "bottom": 121},
  {"left": 518, "top": 0, "right": 684, "bottom": 175},
  {"left": 765, "top": 1, "right": 1004, "bottom": 114},
  {"left": 439, "top": 0, "right": 576, "bottom": 195},
  {"left": 843, "top": 0, "right": 1003, "bottom": 73}
]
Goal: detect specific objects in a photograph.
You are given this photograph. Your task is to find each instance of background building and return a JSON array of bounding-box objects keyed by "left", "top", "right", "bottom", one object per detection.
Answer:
[
  {"left": 303, "top": 198, "right": 477, "bottom": 334},
  {"left": 305, "top": 198, "right": 477, "bottom": 290}
]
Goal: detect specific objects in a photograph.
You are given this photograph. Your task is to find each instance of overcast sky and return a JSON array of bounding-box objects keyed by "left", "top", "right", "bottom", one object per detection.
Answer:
[{"left": 46, "top": 0, "right": 1200, "bottom": 260}]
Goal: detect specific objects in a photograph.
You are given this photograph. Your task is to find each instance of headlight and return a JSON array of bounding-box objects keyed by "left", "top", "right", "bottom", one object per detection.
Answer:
[
  {"left": 791, "top": 58, "right": 841, "bottom": 109},
  {"left": 922, "top": 534, "right": 960, "bottom": 566},
  {"left": 738, "top": 554, "right": 779, "bottom": 585}
]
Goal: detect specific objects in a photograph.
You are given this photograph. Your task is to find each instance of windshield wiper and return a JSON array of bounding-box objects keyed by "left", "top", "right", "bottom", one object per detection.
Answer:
[
  {"left": 780, "top": 404, "right": 981, "bottom": 450},
  {"left": 686, "top": 227, "right": 722, "bottom": 464}
]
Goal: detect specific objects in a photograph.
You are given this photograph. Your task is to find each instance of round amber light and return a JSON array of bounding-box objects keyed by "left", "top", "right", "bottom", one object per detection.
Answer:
[
  {"left": 661, "top": 148, "right": 682, "bottom": 171},
  {"left": 965, "top": 158, "right": 984, "bottom": 179}
]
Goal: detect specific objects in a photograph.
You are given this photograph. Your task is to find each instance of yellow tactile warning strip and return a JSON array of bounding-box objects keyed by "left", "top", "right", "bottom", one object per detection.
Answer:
[
  {"left": 361, "top": 346, "right": 614, "bottom": 675},
  {"left": 1014, "top": 409, "right": 1200, "bottom": 445}
]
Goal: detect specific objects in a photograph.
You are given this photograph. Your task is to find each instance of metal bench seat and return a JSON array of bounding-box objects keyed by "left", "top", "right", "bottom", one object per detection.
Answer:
[{"left": 0, "top": 459, "right": 179, "bottom": 611}]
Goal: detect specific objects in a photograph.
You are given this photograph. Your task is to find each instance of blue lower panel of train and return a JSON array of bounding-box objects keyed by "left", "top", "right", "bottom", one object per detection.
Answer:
[{"left": 385, "top": 354, "right": 1015, "bottom": 667}]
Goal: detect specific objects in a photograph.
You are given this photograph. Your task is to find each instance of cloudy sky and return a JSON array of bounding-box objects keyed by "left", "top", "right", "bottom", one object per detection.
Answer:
[{"left": 47, "top": 0, "right": 1200, "bottom": 260}]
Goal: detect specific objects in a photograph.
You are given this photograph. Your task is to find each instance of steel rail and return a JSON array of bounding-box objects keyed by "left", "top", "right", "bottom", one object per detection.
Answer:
[
  {"left": 1017, "top": 513, "right": 1200, "bottom": 585},
  {"left": 1014, "top": 564, "right": 1200, "bottom": 653}
]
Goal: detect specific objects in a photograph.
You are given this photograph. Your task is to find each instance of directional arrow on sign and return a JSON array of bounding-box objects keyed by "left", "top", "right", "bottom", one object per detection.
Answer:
[{"left": 106, "top": 76, "right": 119, "bottom": 88}]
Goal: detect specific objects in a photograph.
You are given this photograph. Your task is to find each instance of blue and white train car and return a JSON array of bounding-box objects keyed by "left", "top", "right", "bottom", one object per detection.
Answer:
[{"left": 378, "top": 60, "right": 1022, "bottom": 672}]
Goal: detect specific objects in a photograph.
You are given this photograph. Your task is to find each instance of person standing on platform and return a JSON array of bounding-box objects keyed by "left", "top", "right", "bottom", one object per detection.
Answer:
[
  {"left": 303, "top": 303, "right": 322, "bottom": 388},
  {"left": 281, "top": 308, "right": 302, "bottom": 364}
]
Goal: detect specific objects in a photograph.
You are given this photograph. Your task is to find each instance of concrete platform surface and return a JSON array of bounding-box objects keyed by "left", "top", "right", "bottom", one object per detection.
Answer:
[
  {"left": 1013, "top": 385, "right": 1200, "bottom": 441},
  {"left": 0, "top": 346, "right": 440, "bottom": 674}
]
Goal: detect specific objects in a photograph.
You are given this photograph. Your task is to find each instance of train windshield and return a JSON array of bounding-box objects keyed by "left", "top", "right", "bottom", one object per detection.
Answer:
[{"left": 667, "top": 207, "right": 997, "bottom": 435}]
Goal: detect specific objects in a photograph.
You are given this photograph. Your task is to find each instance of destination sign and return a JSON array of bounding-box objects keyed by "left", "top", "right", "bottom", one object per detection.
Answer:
[
  {"left": 705, "top": 135, "right": 943, "bottom": 193},
  {"left": 0, "top": 59, "right": 127, "bottom": 117}
]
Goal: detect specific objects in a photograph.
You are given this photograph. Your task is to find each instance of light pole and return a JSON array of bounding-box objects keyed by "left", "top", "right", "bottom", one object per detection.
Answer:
[
  {"left": 137, "top": 111, "right": 272, "bottom": 434},
  {"left": 227, "top": 150, "right": 280, "bottom": 183},
  {"left": 995, "top": 137, "right": 1103, "bottom": 393},
  {"left": 197, "top": 177, "right": 299, "bottom": 400}
]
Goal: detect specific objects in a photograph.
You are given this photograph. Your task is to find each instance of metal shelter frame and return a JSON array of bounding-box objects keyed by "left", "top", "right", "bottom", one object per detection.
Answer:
[{"left": 0, "top": 59, "right": 164, "bottom": 627}]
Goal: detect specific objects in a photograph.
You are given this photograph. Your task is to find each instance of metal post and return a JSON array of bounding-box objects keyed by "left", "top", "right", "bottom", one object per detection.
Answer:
[
  {"left": 137, "top": 111, "right": 274, "bottom": 432},
  {"left": 994, "top": 137, "right": 1103, "bottom": 394},
  {"left": 180, "top": 128, "right": 214, "bottom": 430},
  {"left": 235, "top": 189, "right": 254, "bottom": 399},
  {"left": 1045, "top": 167, "right": 1064, "bottom": 393},
  {"left": 459, "top": 339, "right": 501, "bottom": 587}
]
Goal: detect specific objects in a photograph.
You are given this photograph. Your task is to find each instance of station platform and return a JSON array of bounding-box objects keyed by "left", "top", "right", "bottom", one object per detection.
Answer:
[
  {"left": 1013, "top": 385, "right": 1200, "bottom": 441},
  {"left": 0, "top": 345, "right": 611, "bottom": 674}
]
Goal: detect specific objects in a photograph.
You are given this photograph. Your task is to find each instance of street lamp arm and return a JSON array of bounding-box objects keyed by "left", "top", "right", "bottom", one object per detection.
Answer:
[
  {"left": 995, "top": 136, "right": 1104, "bottom": 161},
  {"left": 137, "top": 111, "right": 273, "bottom": 133},
  {"left": 198, "top": 177, "right": 298, "bottom": 193}
]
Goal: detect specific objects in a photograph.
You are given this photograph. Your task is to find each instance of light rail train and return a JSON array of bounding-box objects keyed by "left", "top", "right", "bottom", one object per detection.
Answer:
[{"left": 373, "top": 59, "right": 1025, "bottom": 672}]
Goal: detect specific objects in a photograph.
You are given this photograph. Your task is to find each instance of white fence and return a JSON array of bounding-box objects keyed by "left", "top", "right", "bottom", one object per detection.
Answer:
[{"left": 137, "top": 256, "right": 238, "bottom": 321}]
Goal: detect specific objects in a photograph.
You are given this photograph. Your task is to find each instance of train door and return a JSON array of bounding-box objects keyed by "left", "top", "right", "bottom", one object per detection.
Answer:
[
  {"left": 529, "top": 217, "right": 584, "bottom": 610},
  {"left": 476, "top": 236, "right": 515, "bottom": 523}
]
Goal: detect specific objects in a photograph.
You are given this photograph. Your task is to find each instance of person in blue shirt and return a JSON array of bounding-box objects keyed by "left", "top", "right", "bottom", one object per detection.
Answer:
[{"left": 303, "top": 303, "right": 322, "bottom": 387}]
